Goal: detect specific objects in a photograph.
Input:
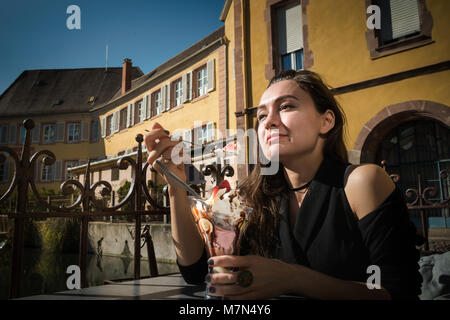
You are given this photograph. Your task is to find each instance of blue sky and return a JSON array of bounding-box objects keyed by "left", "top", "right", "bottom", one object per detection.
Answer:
[{"left": 0, "top": 0, "right": 225, "bottom": 95}]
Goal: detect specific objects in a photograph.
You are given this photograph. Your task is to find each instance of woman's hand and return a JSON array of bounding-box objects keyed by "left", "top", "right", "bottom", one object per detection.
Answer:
[
  {"left": 206, "top": 255, "right": 295, "bottom": 300},
  {"left": 144, "top": 122, "right": 187, "bottom": 194}
]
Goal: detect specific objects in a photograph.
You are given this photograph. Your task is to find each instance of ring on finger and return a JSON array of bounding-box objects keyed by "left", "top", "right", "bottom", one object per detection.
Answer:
[{"left": 237, "top": 270, "right": 253, "bottom": 288}]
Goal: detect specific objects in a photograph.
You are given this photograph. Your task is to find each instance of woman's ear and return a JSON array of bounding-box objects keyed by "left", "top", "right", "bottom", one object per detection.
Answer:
[{"left": 320, "top": 109, "right": 335, "bottom": 135}]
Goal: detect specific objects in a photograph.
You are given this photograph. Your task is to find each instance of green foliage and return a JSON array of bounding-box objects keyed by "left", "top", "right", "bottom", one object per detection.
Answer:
[
  {"left": 117, "top": 180, "right": 133, "bottom": 221},
  {"left": 38, "top": 218, "right": 80, "bottom": 253}
]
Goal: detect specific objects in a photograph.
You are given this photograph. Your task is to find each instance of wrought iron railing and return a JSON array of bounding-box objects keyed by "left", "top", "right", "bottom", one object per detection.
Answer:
[
  {"left": 381, "top": 160, "right": 450, "bottom": 251},
  {"left": 0, "top": 119, "right": 173, "bottom": 299}
]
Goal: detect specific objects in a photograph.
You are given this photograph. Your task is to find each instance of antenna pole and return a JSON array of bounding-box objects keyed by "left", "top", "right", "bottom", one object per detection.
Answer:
[{"left": 105, "top": 44, "right": 109, "bottom": 71}]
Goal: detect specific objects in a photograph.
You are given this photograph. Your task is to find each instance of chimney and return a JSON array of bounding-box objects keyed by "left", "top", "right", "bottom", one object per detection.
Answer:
[{"left": 122, "top": 58, "right": 132, "bottom": 95}]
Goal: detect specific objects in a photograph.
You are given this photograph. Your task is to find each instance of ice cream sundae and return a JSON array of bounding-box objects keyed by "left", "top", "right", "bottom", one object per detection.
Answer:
[{"left": 189, "top": 180, "right": 252, "bottom": 258}]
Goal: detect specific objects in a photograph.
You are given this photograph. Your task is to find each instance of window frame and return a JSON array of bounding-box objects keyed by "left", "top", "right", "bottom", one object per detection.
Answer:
[
  {"left": 67, "top": 122, "right": 81, "bottom": 143},
  {"left": 91, "top": 119, "right": 100, "bottom": 143},
  {"left": 365, "top": 0, "right": 433, "bottom": 59},
  {"left": 41, "top": 163, "right": 54, "bottom": 182},
  {"left": 119, "top": 107, "right": 128, "bottom": 131},
  {"left": 111, "top": 167, "right": 120, "bottom": 181},
  {"left": 0, "top": 125, "right": 8, "bottom": 144},
  {"left": 154, "top": 90, "right": 162, "bottom": 116},
  {"left": 64, "top": 160, "right": 80, "bottom": 180},
  {"left": 197, "top": 67, "right": 208, "bottom": 98},
  {"left": 173, "top": 78, "right": 183, "bottom": 107},
  {"left": 106, "top": 115, "right": 114, "bottom": 137},
  {"left": 42, "top": 123, "right": 56, "bottom": 144}
]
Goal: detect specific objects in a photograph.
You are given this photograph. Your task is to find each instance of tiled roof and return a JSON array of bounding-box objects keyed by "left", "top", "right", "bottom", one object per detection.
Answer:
[{"left": 0, "top": 67, "right": 143, "bottom": 117}]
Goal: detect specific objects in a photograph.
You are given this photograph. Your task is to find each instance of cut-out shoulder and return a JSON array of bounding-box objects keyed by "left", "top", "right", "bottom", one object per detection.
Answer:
[{"left": 344, "top": 164, "right": 396, "bottom": 220}]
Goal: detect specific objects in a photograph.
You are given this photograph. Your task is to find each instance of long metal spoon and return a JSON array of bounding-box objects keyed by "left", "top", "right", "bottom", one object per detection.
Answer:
[{"left": 154, "top": 160, "right": 209, "bottom": 207}]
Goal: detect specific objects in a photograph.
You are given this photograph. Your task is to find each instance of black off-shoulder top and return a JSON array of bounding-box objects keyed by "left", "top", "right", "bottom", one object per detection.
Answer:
[{"left": 177, "top": 156, "right": 423, "bottom": 300}]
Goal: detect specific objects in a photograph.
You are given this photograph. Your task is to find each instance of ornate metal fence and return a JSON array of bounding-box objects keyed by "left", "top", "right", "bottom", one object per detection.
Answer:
[
  {"left": 0, "top": 119, "right": 172, "bottom": 299},
  {"left": 381, "top": 160, "right": 450, "bottom": 251}
]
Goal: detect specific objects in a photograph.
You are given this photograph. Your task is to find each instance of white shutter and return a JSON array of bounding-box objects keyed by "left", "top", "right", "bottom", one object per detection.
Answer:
[
  {"left": 114, "top": 111, "right": 120, "bottom": 133},
  {"left": 161, "top": 85, "right": 167, "bottom": 112},
  {"left": 101, "top": 118, "right": 106, "bottom": 138},
  {"left": 139, "top": 101, "right": 145, "bottom": 123},
  {"left": 184, "top": 129, "right": 192, "bottom": 148},
  {"left": 182, "top": 73, "right": 188, "bottom": 103},
  {"left": 32, "top": 123, "right": 40, "bottom": 143},
  {"left": 187, "top": 71, "right": 192, "bottom": 101},
  {"left": 126, "top": 104, "right": 131, "bottom": 127},
  {"left": 8, "top": 124, "right": 17, "bottom": 145},
  {"left": 390, "top": 0, "right": 420, "bottom": 39},
  {"left": 207, "top": 59, "right": 215, "bottom": 93},
  {"left": 56, "top": 122, "right": 65, "bottom": 142},
  {"left": 166, "top": 84, "right": 171, "bottom": 111},
  {"left": 131, "top": 103, "right": 135, "bottom": 126},
  {"left": 207, "top": 122, "right": 214, "bottom": 142},
  {"left": 54, "top": 160, "right": 62, "bottom": 181},
  {"left": 277, "top": 2, "right": 303, "bottom": 55},
  {"left": 81, "top": 121, "right": 89, "bottom": 141},
  {"left": 144, "top": 95, "right": 150, "bottom": 119}
]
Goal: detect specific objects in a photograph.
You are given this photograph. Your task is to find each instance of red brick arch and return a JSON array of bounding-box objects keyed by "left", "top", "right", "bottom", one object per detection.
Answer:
[{"left": 349, "top": 100, "right": 450, "bottom": 164}]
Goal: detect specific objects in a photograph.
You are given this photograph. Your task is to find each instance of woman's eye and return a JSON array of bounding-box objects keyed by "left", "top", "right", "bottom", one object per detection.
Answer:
[
  {"left": 257, "top": 114, "right": 267, "bottom": 121},
  {"left": 280, "top": 104, "right": 293, "bottom": 111}
]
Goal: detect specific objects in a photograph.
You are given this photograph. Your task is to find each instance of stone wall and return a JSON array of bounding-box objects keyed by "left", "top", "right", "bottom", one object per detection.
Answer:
[{"left": 88, "top": 221, "right": 177, "bottom": 263}]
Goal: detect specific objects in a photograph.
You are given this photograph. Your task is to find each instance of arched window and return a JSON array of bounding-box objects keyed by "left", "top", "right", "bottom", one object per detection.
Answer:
[{"left": 376, "top": 120, "right": 450, "bottom": 228}]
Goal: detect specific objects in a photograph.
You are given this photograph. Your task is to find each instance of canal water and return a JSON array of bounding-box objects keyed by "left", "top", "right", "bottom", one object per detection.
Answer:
[{"left": 0, "top": 248, "right": 180, "bottom": 299}]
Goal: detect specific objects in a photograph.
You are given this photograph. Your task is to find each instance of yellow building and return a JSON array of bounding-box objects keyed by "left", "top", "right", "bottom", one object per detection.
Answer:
[{"left": 223, "top": 0, "right": 449, "bottom": 227}]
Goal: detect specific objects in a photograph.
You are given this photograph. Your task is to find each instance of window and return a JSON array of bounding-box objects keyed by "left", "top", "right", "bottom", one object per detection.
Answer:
[
  {"left": 154, "top": 90, "right": 162, "bottom": 116},
  {"left": 43, "top": 124, "right": 56, "bottom": 144},
  {"left": 193, "top": 122, "right": 215, "bottom": 146},
  {"left": 137, "top": 100, "right": 144, "bottom": 123},
  {"left": 111, "top": 167, "right": 119, "bottom": 181},
  {"left": 375, "top": 0, "right": 420, "bottom": 45},
  {"left": 174, "top": 79, "right": 183, "bottom": 107},
  {"left": 277, "top": 2, "right": 303, "bottom": 71},
  {"left": 68, "top": 122, "right": 81, "bottom": 142},
  {"left": 366, "top": 0, "right": 433, "bottom": 58},
  {"left": 281, "top": 50, "right": 303, "bottom": 71},
  {"left": 120, "top": 108, "right": 127, "bottom": 130},
  {"left": 197, "top": 67, "right": 208, "bottom": 97},
  {"left": 41, "top": 164, "right": 54, "bottom": 182},
  {"left": 376, "top": 120, "right": 450, "bottom": 227},
  {"left": 65, "top": 160, "right": 79, "bottom": 180},
  {"left": 19, "top": 126, "right": 26, "bottom": 145},
  {"left": 91, "top": 119, "right": 100, "bottom": 142},
  {"left": 107, "top": 115, "right": 113, "bottom": 136},
  {"left": 0, "top": 125, "right": 7, "bottom": 144}
]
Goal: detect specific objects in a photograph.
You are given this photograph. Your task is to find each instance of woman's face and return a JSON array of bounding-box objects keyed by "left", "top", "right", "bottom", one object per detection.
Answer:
[{"left": 256, "top": 79, "right": 332, "bottom": 162}]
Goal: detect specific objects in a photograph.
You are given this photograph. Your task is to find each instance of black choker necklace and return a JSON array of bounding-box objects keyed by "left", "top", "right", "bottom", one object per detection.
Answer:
[{"left": 289, "top": 181, "right": 312, "bottom": 192}]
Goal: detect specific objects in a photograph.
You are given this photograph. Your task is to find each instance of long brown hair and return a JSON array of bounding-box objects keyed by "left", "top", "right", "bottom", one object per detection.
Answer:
[{"left": 236, "top": 69, "right": 348, "bottom": 257}]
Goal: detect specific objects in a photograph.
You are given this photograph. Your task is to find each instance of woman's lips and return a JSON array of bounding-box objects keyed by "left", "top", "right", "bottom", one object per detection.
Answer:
[{"left": 267, "top": 135, "right": 287, "bottom": 143}]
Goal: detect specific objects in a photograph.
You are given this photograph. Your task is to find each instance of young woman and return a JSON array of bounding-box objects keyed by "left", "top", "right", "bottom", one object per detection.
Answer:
[{"left": 144, "top": 69, "right": 422, "bottom": 300}]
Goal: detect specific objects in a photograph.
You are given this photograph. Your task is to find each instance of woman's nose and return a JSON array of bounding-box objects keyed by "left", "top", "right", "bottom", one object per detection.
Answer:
[{"left": 263, "top": 109, "right": 281, "bottom": 130}]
